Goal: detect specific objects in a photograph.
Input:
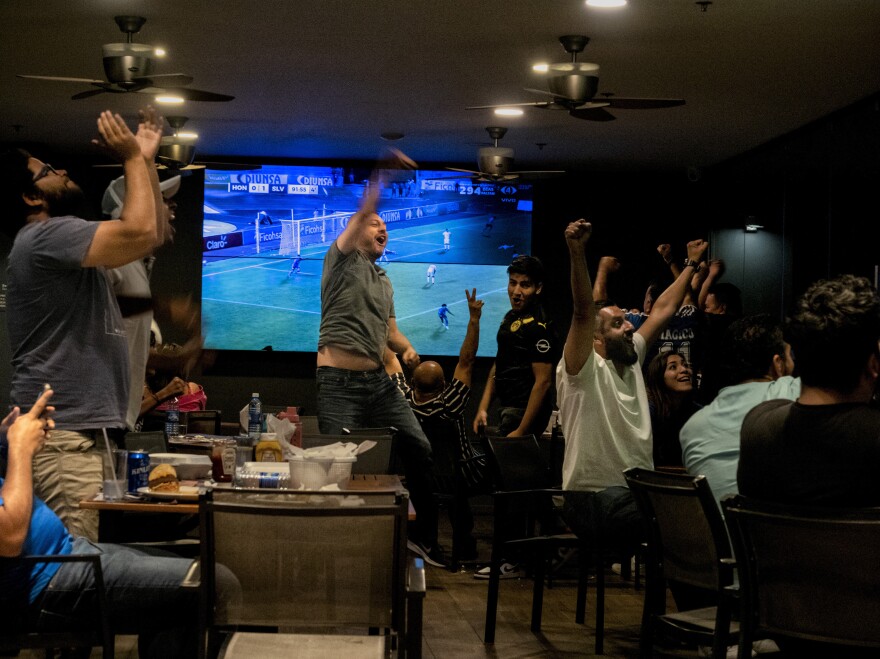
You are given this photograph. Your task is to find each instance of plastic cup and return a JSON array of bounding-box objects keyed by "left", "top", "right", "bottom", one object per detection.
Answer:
[{"left": 104, "top": 449, "right": 128, "bottom": 501}]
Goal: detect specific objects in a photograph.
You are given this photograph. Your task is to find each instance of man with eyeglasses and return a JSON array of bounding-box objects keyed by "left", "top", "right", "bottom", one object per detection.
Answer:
[{"left": 0, "top": 107, "right": 164, "bottom": 541}]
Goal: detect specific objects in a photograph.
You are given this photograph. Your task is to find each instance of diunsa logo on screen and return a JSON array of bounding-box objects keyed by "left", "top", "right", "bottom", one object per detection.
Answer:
[
  {"left": 231, "top": 173, "right": 287, "bottom": 185},
  {"left": 296, "top": 175, "right": 334, "bottom": 186}
]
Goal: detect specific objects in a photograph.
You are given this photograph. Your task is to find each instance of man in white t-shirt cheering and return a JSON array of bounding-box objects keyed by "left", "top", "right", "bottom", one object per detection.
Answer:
[{"left": 557, "top": 219, "right": 707, "bottom": 553}]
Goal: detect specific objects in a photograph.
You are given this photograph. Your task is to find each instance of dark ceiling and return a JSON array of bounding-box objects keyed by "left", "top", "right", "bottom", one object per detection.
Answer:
[{"left": 3, "top": 1, "right": 880, "bottom": 172}]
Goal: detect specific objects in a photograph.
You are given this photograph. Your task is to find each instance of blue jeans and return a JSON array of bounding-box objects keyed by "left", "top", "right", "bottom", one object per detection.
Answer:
[
  {"left": 37, "top": 538, "right": 239, "bottom": 658},
  {"left": 316, "top": 366, "right": 439, "bottom": 548},
  {"left": 563, "top": 487, "right": 644, "bottom": 556}
]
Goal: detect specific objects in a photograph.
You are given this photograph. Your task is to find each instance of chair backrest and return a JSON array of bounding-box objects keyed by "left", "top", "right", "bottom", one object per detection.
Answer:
[
  {"left": 723, "top": 495, "right": 880, "bottom": 647},
  {"left": 299, "top": 415, "right": 320, "bottom": 435},
  {"left": 624, "top": 467, "right": 732, "bottom": 592},
  {"left": 417, "top": 414, "right": 461, "bottom": 483},
  {"left": 483, "top": 435, "right": 551, "bottom": 491},
  {"left": 342, "top": 426, "right": 398, "bottom": 437},
  {"left": 200, "top": 489, "right": 408, "bottom": 635},
  {"left": 122, "top": 430, "right": 168, "bottom": 454},
  {"left": 183, "top": 410, "right": 222, "bottom": 435},
  {"left": 301, "top": 433, "right": 393, "bottom": 475}
]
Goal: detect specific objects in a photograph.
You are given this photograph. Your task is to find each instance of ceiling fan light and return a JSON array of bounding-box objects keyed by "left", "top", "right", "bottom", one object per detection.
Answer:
[
  {"left": 177, "top": 131, "right": 199, "bottom": 140},
  {"left": 495, "top": 108, "right": 524, "bottom": 116},
  {"left": 153, "top": 47, "right": 166, "bottom": 57},
  {"left": 586, "top": 0, "right": 627, "bottom": 8},
  {"left": 156, "top": 95, "right": 185, "bottom": 104},
  {"left": 532, "top": 63, "right": 549, "bottom": 73}
]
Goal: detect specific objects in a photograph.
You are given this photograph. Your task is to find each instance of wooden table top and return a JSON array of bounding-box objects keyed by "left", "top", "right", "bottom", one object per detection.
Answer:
[{"left": 80, "top": 473, "right": 408, "bottom": 517}]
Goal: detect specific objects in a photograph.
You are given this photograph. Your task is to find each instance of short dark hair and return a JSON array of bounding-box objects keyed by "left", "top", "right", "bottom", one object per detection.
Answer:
[
  {"left": 0, "top": 148, "right": 37, "bottom": 237},
  {"left": 708, "top": 282, "right": 743, "bottom": 317},
  {"left": 785, "top": 274, "right": 880, "bottom": 392},
  {"left": 507, "top": 255, "right": 544, "bottom": 286},
  {"left": 719, "top": 314, "right": 787, "bottom": 386}
]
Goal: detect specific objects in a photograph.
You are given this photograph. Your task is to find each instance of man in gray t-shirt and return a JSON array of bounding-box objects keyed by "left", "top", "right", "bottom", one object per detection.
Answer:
[
  {"left": 315, "top": 151, "right": 445, "bottom": 566},
  {"left": 1, "top": 108, "right": 165, "bottom": 540}
]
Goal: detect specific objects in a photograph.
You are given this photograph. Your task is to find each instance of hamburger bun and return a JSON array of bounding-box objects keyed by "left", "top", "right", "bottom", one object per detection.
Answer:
[{"left": 148, "top": 463, "right": 179, "bottom": 492}]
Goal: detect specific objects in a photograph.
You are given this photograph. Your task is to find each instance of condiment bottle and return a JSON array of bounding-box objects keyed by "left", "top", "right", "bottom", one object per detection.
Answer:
[{"left": 255, "top": 433, "right": 283, "bottom": 462}]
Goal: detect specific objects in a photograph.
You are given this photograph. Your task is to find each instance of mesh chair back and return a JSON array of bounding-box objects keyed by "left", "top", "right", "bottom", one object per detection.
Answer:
[
  {"left": 723, "top": 496, "right": 880, "bottom": 646},
  {"left": 624, "top": 468, "right": 732, "bottom": 592},
  {"left": 201, "top": 490, "right": 407, "bottom": 631},
  {"left": 183, "top": 410, "right": 222, "bottom": 435},
  {"left": 301, "top": 433, "right": 393, "bottom": 474},
  {"left": 483, "top": 435, "right": 551, "bottom": 491},
  {"left": 299, "top": 415, "right": 320, "bottom": 435},
  {"left": 122, "top": 431, "right": 167, "bottom": 454},
  {"left": 418, "top": 415, "right": 460, "bottom": 484}
]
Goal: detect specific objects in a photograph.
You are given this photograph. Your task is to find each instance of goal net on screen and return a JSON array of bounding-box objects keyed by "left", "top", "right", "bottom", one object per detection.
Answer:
[{"left": 278, "top": 213, "right": 350, "bottom": 256}]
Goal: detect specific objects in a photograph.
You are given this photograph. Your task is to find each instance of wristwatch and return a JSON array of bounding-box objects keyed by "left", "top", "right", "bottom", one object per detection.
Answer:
[{"left": 683, "top": 258, "right": 702, "bottom": 271}]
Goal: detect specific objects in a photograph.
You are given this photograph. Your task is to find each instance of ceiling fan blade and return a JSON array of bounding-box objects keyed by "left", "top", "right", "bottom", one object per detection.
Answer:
[
  {"left": 133, "top": 73, "right": 194, "bottom": 87},
  {"left": 446, "top": 167, "right": 483, "bottom": 175},
  {"left": 17, "top": 74, "right": 106, "bottom": 84},
  {"left": 136, "top": 86, "right": 234, "bottom": 102},
  {"left": 71, "top": 87, "right": 122, "bottom": 100},
  {"left": 569, "top": 107, "right": 616, "bottom": 122},
  {"left": 602, "top": 97, "right": 686, "bottom": 109},
  {"left": 466, "top": 101, "right": 552, "bottom": 110},
  {"left": 523, "top": 87, "right": 585, "bottom": 103}
]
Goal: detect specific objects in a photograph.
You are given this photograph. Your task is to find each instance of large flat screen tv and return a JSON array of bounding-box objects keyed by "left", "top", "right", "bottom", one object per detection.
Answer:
[{"left": 201, "top": 164, "right": 533, "bottom": 357}]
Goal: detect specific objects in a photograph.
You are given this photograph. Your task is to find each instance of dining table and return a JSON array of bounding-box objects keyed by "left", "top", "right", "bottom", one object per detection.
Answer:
[{"left": 79, "top": 473, "right": 414, "bottom": 544}]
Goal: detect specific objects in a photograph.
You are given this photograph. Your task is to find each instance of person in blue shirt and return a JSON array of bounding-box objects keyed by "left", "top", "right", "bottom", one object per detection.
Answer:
[
  {"left": 0, "top": 388, "right": 239, "bottom": 658},
  {"left": 438, "top": 303, "right": 453, "bottom": 330}
]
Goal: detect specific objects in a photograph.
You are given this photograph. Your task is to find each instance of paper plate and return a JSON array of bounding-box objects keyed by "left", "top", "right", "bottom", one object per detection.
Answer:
[{"left": 137, "top": 486, "right": 201, "bottom": 501}]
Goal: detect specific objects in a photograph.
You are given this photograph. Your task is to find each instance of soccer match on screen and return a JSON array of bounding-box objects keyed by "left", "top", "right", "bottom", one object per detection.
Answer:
[{"left": 200, "top": 164, "right": 534, "bottom": 356}]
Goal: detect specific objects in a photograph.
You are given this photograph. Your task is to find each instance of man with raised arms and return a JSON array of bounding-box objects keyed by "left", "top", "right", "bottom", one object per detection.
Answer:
[
  {"left": 316, "top": 150, "right": 443, "bottom": 565},
  {"left": 557, "top": 219, "right": 707, "bottom": 552}
]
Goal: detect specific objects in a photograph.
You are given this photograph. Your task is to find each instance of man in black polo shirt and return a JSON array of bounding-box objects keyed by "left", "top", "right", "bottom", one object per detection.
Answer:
[{"left": 473, "top": 256, "right": 556, "bottom": 437}]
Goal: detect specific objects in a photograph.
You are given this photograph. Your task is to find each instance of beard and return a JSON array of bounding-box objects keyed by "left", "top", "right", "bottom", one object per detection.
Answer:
[
  {"left": 43, "top": 184, "right": 92, "bottom": 220},
  {"left": 605, "top": 335, "right": 638, "bottom": 366}
]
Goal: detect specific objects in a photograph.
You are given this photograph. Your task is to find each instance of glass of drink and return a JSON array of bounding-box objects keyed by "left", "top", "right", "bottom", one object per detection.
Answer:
[{"left": 104, "top": 449, "right": 128, "bottom": 501}]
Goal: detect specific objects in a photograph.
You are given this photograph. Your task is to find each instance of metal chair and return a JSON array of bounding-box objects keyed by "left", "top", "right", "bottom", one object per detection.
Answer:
[
  {"left": 0, "top": 554, "right": 114, "bottom": 658},
  {"left": 198, "top": 488, "right": 424, "bottom": 659},
  {"left": 481, "top": 435, "right": 598, "bottom": 651},
  {"left": 183, "top": 410, "right": 222, "bottom": 435},
  {"left": 121, "top": 430, "right": 167, "bottom": 453},
  {"left": 723, "top": 495, "right": 880, "bottom": 659},
  {"left": 624, "top": 468, "right": 738, "bottom": 659}
]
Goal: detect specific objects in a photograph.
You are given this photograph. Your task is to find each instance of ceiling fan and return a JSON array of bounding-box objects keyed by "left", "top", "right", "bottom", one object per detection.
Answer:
[
  {"left": 17, "top": 15, "right": 234, "bottom": 102},
  {"left": 446, "top": 126, "right": 564, "bottom": 181},
  {"left": 467, "top": 35, "right": 684, "bottom": 121}
]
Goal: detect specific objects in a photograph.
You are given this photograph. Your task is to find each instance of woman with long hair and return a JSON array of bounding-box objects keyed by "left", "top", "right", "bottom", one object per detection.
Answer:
[{"left": 645, "top": 351, "right": 699, "bottom": 467}]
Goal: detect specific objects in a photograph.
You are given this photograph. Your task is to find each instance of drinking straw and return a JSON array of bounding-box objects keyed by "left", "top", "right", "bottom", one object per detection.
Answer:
[{"left": 101, "top": 427, "right": 116, "bottom": 483}]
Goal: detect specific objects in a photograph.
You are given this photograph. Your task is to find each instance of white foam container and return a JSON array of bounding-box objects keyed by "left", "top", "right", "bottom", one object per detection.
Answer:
[
  {"left": 289, "top": 455, "right": 356, "bottom": 490},
  {"left": 149, "top": 453, "right": 212, "bottom": 480}
]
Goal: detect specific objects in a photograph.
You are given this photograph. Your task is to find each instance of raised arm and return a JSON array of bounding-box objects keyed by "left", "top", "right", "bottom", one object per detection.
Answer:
[
  {"left": 84, "top": 109, "right": 162, "bottom": 268},
  {"left": 452, "top": 288, "right": 483, "bottom": 387},
  {"left": 336, "top": 148, "right": 416, "bottom": 255},
  {"left": 698, "top": 259, "right": 725, "bottom": 309},
  {"left": 563, "top": 219, "right": 596, "bottom": 375},
  {"left": 638, "top": 239, "right": 708, "bottom": 347},
  {"left": 592, "top": 255, "right": 620, "bottom": 308},
  {"left": 0, "top": 389, "right": 54, "bottom": 557}
]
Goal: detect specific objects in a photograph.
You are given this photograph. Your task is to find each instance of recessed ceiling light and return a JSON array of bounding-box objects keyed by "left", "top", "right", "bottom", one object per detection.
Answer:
[
  {"left": 494, "top": 108, "right": 524, "bottom": 117},
  {"left": 586, "top": 0, "right": 627, "bottom": 7},
  {"left": 155, "top": 95, "right": 184, "bottom": 104},
  {"left": 154, "top": 47, "right": 166, "bottom": 57},
  {"left": 532, "top": 63, "right": 549, "bottom": 73}
]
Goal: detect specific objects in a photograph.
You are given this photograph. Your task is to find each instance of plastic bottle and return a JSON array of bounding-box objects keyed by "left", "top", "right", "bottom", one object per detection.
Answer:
[
  {"left": 165, "top": 397, "right": 180, "bottom": 437},
  {"left": 248, "top": 393, "right": 262, "bottom": 441},
  {"left": 255, "top": 433, "right": 283, "bottom": 462}
]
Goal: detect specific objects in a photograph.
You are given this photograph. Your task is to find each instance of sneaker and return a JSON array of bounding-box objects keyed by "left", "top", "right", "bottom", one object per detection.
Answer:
[
  {"left": 407, "top": 540, "right": 449, "bottom": 568},
  {"left": 473, "top": 562, "right": 524, "bottom": 580}
]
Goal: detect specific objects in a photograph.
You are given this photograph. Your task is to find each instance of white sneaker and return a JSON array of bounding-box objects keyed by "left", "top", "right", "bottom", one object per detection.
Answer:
[{"left": 473, "top": 562, "right": 524, "bottom": 580}]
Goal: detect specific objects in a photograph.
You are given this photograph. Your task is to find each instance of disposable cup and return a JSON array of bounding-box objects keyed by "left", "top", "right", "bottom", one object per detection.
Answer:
[{"left": 103, "top": 449, "right": 128, "bottom": 501}]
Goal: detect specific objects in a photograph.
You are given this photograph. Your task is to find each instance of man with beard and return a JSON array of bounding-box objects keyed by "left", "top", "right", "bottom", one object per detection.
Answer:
[
  {"left": 316, "top": 149, "right": 444, "bottom": 566},
  {"left": 557, "top": 219, "right": 707, "bottom": 554},
  {"left": 0, "top": 108, "right": 164, "bottom": 540}
]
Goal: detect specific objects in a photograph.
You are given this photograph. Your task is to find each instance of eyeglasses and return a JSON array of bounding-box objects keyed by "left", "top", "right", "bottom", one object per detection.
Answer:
[{"left": 33, "top": 163, "right": 59, "bottom": 182}]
